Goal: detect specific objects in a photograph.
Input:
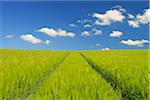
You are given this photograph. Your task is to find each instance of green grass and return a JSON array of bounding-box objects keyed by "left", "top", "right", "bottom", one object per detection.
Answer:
[
  {"left": 81, "top": 50, "right": 149, "bottom": 100},
  {"left": 27, "top": 53, "right": 121, "bottom": 100},
  {"left": 0, "top": 49, "right": 149, "bottom": 100},
  {"left": 0, "top": 50, "right": 68, "bottom": 99}
]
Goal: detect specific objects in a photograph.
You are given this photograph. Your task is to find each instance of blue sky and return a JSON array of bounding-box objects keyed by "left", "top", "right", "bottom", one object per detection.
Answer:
[{"left": 0, "top": 1, "right": 149, "bottom": 50}]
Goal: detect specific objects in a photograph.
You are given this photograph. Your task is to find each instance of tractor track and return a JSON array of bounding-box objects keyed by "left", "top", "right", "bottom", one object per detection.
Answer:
[
  {"left": 15, "top": 53, "right": 70, "bottom": 100},
  {"left": 80, "top": 53, "right": 144, "bottom": 100}
]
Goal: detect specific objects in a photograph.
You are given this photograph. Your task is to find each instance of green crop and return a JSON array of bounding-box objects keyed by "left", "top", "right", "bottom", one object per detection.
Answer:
[
  {"left": 0, "top": 50, "right": 67, "bottom": 99},
  {"left": 28, "top": 53, "right": 121, "bottom": 100},
  {"left": 81, "top": 50, "right": 149, "bottom": 100},
  {"left": 0, "top": 49, "right": 149, "bottom": 100}
]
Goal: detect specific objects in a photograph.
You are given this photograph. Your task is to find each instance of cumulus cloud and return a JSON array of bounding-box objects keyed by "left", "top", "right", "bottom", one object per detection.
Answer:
[
  {"left": 84, "top": 24, "right": 91, "bottom": 28},
  {"left": 43, "top": 40, "right": 51, "bottom": 45},
  {"left": 110, "top": 31, "right": 123, "bottom": 37},
  {"left": 127, "top": 13, "right": 135, "bottom": 19},
  {"left": 128, "top": 8, "right": 150, "bottom": 28},
  {"left": 88, "top": 13, "right": 91, "bottom": 16},
  {"left": 112, "top": 5, "right": 126, "bottom": 13},
  {"left": 93, "top": 9, "right": 125, "bottom": 26},
  {"left": 128, "top": 20, "right": 140, "bottom": 28},
  {"left": 137, "top": 9, "right": 150, "bottom": 24},
  {"left": 101, "top": 47, "right": 110, "bottom": 50},
  {"left": 37, "top": 27, "right": 75, "bottom": 38},
  {"left": 81, "top": 31, "right": 90, "bottom": 36},
  {"left": 96, "top": 43, "right": 100, "bottom": 46},
  {"left": 20, "top": 34, "right": 42, "bottom": 44},
  {"left": 92, "top": 28, "right": 102, "bottom": 35},
  {"left": 69, "top": 23, "right": 77, "bottom": 27},
  {"left": 5, "top": 35, "right": 14, "bottom": 38},
  {"left": 77, "top": 19, "right": 92, "bottom": 24},
  {"left": 20, "top": 34, "right": 50, "bottom": 45},
  {"left": 77, "top": 20, "right": 81, "bottom": 23},
  {"left": 81, "top": 29, "right": 102, "bottom": 37},
  {"left": 121, "top": 39, "right": 149, "bottom": 47}
]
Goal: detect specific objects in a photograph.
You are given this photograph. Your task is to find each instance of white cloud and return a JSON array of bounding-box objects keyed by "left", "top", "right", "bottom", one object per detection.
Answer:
[
  {"left": 37, "top": 27, "right": 75, "bottom": 38},
  {"left": 20, "top": 34, "right": 42, "bottom": 44},
  {"left": 5, "top": 35, "right": 14, "bottom": 38},
  {"left": 44, "top": 40, "right": 51, "bottom": 45},
  {"left": 81, "top": 31, "right": 90, "bottom": 36},
  {"left": 101, "top": 47, "right": 110, "bottom": 50},
  {"left": 128, "top": 20, "right": 140, "bottom": 28},
  {"left": 69, "top": 23, "right": 77, "bottom": 27},
  {"left": 128, "top": 8, "right": 150, "bottom": 28},
  {"left": 110, "top": 31, "right": 123, "bottom": 37},
  {"left": 96, "top": 43, "right": 100, "bottom": 46},
  {"left": 77, "top": 20, "right": 81, "bottom": 23},
  {"left": 83, "top": 19, "right": 91, "bottom": 23},
  {"left": 92, "top": 28, "right": 102, "bottom": 35},
  {"left": 137, "top": 9, "right": 150, "bottom": 24},
  {"left": 141, "top": 40, "right": 149, "bottom": 43},
  {"left": 88, "top": 13, "right": 91, "bottom": 16},
  {"left": 84, "top": 24, "right": 91, "bottom": 28},
  {"left": 121, "top": 39, "right": 149, "bottom": 47},
  {"left": 77, "top": 19, "right": 92, "bottom": 24},
  {"left": 81, "top": 29, "right": 102, "bottom": 37},
  {"left": 20, "top": 34, "right": 50, "bottom": 45},
  {"left": 127, "top": 13, "right": 135, "bottom": 19},
  {"left": 112, "top": 5, "right": 126, "bottom": 13},
  {"left": 93, "top": 9, "right": 125, "bottom": 26}
]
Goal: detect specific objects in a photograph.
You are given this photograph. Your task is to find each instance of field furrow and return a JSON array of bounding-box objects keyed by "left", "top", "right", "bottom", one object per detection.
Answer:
[
  {"left": 27, "top": 52, "right": 121, "bottom": 100},
  {"left": 81, "top": 50, "right": 149, "bottom": 100},
  {"left": 0, "top": 50, "right": 68, "bottom": 100},
  {"left": 18, "top": 53, "right": 70, "bottom": 99},
  {"left": 0, "top": 49, "right": 148, "bottom": 100},
  {"left": 80, "top": 53, "right": 119, "bottom": 89}
]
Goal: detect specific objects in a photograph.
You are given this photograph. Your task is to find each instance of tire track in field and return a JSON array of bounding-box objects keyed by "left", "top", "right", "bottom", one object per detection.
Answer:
[
  {"left": 80, "top": 53, "right": 119, "bottom": 89},
  {"left": 80, "top": 53, "right": 131, "bottom": 100},
  {"left": 17, "top": 53, "right": 70, "bottom": 100}
]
